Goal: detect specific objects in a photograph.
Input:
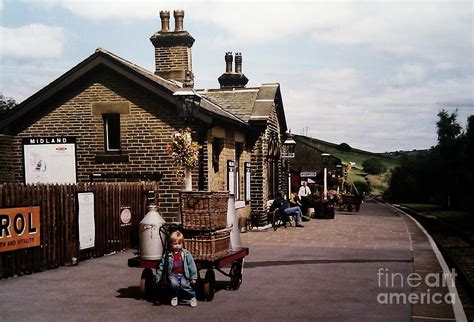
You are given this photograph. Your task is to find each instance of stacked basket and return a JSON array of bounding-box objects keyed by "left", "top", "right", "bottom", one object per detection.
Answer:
[{"left": 180, "top": 191, "right": 230, "bottom": 260}]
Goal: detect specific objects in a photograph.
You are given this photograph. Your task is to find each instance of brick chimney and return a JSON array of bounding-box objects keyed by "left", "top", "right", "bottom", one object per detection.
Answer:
[
  {"left": 150, "top": 10, "right": 195, "bottom": 84},
  {"left": 218, "top": 52, "right": 249, "bottom": 89}
]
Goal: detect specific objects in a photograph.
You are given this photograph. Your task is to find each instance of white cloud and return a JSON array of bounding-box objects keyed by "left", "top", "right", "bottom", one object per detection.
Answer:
[
  {"left": 1, "top": 24, "right": 65, "bottom": 59},
  {"left": 308, "top": 2, "right": 472, "bottom": 66},
  {"left": 35, "top": 0, "right": 180, "bottom": 20},
  {"left": 31, "top": 1, "right": 472, "bottom": 66},
  {"left": 0, "top": 61, "right": 72, "bottom": 102},
  {"left": 390, "top": 64, "right": 427, "bottom": 87},
  {"left": 59, "top": 0, "right": 157, "bottom": 20},
  {"left": 201, "top": 2, "right": 472, "bottom": 66},
  {"left": 284, "top": 68, "right": 473, "bottom": 152}
]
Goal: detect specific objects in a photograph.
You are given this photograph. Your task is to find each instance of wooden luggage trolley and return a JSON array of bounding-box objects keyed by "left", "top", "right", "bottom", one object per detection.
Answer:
[
  {"left": 128, "top": 247, "right": 248, "bottom": 301},
  {"left": 129, "top": 191, "right": 249, "bottom": 301}
]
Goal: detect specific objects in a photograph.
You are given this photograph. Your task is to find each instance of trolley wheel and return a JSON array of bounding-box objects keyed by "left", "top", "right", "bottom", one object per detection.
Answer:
[
  {"left": 139, "top": 268, "right": 154, "bottom": 300},
  {"left": 230, "top": 260, "right": 243, "bottom": 290},
  {"left": 203, "top": 269, "right": 216, "bottom": 301}
]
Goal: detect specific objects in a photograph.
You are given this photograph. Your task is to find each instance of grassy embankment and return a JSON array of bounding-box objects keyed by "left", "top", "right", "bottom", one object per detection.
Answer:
[
  {"left": 296, "top": 135, "right": 400, "bottom": 196},
  {"left": 401, "top": 203, "right": 474, "bottom": 237}
]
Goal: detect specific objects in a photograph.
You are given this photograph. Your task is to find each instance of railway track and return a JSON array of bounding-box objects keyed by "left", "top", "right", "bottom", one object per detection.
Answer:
[{"left": 397, "top": 205, "right": 474, "bottom": 320}]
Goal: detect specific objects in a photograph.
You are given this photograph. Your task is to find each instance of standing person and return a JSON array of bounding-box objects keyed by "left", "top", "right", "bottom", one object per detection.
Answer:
[
  {"left": 273, "top": 191, "right": 305, "bottom": 227},
  {"left": 156, "top": 230, "right": 198, "bottom": 307},
  {"left": 298, "top": 181, "right": 312, "bottom": 219}
]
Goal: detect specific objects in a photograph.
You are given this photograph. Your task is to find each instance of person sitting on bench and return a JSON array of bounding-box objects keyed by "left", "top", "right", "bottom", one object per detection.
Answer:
[{"left": 273, "top": 191, "right": 305, "bottom": 228}]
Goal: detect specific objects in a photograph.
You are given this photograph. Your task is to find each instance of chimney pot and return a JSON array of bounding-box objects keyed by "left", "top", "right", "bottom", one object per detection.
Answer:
[
  {"left": 174, "top": 10, "right": 185, "bottom": 31},
  {"left": 225, "top": 52, "right": 233, "bottom": 73},
  {"left": 159, "top": 11, "right": 170, "bottom": 31},
  {"left": 235, "top": 52, "right": 242, "bottom": 74}
]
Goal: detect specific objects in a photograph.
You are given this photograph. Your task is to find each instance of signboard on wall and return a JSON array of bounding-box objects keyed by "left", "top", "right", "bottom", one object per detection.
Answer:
[
  {"left": 227, "top": 160, "right": 235, "bottom": 195},
  {"left": 0, "top": 206, "right": 41, "bottom": 253},
  {"left": 23, "top": 137, "right": 77, "bottom": 184},
  {"left": 78, "top": 192, "right": 95, "bottom": 250},
  {"left": 120, "top": 207, "right": 132, "bottom": 227},
  {"left": 300, "top": 171, "right": 318, "bottom": 177},
  {"left": 244, "top": 162, "right": 251, "bottom": 201}
]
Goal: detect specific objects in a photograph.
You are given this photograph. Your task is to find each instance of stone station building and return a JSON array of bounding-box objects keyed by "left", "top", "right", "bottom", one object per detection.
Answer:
[{"left": 0, "top": 10, "right": 288, "bottom": 226}]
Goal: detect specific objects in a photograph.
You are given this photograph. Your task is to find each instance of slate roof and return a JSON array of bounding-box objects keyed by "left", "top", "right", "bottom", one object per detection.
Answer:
[
  {"left": 198, "top": 89, "right": 259, "bottom": 123},
  {"left": 199, "top": 83, "right": 287, "bottom": 132},
  {"left": 95, "top": 48, "right": 180, "bottom": 92},
  {"left": 0, "top": 48, "right": 247, "bottom": 133}
]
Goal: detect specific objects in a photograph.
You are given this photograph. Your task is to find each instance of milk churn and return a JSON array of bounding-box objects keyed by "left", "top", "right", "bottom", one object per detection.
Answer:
[{"left": 139, "top": 204, "right": 166, "bottom": 260}]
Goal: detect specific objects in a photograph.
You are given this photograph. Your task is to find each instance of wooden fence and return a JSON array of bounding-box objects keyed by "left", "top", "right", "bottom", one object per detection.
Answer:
[{"left": 0, "top": 182, "right": 158, "bottom": 278}]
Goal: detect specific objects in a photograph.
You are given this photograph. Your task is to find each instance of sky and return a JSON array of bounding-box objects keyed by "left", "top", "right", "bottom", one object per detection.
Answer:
[{"left": 1, "top": 0, "right": 473, "bottom": 152}]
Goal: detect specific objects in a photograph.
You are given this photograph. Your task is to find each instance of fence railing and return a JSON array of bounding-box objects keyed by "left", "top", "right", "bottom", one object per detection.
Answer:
[{"left": 0, "top": 182, "right": 158, "bottom": 278}]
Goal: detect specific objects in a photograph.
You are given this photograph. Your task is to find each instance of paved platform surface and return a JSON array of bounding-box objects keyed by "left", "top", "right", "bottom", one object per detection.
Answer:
[
  {"left": 241, "top": 203, "right": 462, "bottom": 321},
  {"left": 0, "top": 203, "right": 464, "bottom": 321}
]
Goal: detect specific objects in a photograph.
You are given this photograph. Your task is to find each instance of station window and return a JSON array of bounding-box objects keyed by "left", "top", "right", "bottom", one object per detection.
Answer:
[
  {"left": 235, "top": 142, "right": 243, "bottom": 200},
  {"left": 103, "top": 114, "right": 120, "bottom": 152}
]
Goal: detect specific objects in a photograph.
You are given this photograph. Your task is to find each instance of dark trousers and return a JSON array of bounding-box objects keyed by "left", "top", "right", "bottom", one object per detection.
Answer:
[{"left": 300, "top": 196, "right": 309, "bottom": 216}]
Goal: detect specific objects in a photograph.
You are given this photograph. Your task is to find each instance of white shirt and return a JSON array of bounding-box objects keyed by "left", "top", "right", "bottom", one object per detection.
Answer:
[{"left": 298, "top": 185, "right": 311, "bottom": 197}]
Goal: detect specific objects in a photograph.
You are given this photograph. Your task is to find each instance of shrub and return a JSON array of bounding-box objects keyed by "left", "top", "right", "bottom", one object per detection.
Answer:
[
  {"left": 338, "top": 142, "right": 352, "bottom": 152},
  {"left": 362, "top": 158, "right": 387, "bottom": 175}
]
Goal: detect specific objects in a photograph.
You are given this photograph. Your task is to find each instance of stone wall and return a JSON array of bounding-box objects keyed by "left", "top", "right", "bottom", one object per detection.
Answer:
[
  {"left": 0, "top": 134, "right": 13, "bottom": 183},
  {"left": 4, "top": 66, "right": 195, "bottom": 221},
  {"left": 154, "top": 46, "right": 192, "bottom": 75},
  {"left": 250, "top": 103, "right": 284, "bottom": 225}
]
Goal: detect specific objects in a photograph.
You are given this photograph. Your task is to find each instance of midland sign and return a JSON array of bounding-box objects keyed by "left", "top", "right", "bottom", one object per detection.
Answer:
[{"left": 0, "top": 207, "right": 41, "bottom": 252}]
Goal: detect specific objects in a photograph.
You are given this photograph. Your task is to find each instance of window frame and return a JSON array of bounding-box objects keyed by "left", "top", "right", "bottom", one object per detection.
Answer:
[
  {"left": 235, "top": 142, "right": 244, "bottom": 201},
  {"left": 103, "top": 113, "right": 121, "bottom": 152}
]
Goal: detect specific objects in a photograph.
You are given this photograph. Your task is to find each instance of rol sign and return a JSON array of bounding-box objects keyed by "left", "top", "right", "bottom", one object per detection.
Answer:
[{"left": 0, "top": 207, "right": 41, "bottom": 252}]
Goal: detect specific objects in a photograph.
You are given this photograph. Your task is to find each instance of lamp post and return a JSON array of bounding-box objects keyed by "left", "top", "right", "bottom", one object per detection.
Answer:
[
  {"left": 173, "top": 87, "right": 202, "bottom": 125},
  {"left": 173, "top": 88, "right": 202, "bottom": 191},
  {"left": 283, "top": 133, "right": 296, "bottom": 199},
  {"left": 321, "top": 153, "right": 330, "bottom": 200}
]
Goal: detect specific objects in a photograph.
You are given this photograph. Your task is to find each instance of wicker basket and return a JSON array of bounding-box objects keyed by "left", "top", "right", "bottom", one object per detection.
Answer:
[
  {"left": 180, "top": 191, "right": 229, "bottom": 230},
  {"left": 184, "top": 229, "right": 230, "bottom": 260}
]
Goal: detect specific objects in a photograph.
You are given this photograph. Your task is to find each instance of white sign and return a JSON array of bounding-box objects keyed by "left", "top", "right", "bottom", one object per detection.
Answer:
[
  {"left": 301, "top": 171, "right": 318, "bottom": 177},
  {"left": 23, "top": 137, "right": 77, "bottom": 184},
  {"left": 244, "top": 162, "right": 251, "bottom": 201},
  {"left": 281, "top": 152, "right": 295, "bottom": 158},
  {"left": 120, "top": 207, "right": 132, "bottom": 227},
  {"left": 227, "top": 160, "right": 235, "bottom": 195},
  {"left": 78, "top": 192, "right": 95, "bottom": 250}
]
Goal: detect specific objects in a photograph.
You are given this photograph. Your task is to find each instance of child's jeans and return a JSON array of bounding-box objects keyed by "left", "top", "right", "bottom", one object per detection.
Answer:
[{"left": 169, "top": 274, "right": 196, "bottom": 299}]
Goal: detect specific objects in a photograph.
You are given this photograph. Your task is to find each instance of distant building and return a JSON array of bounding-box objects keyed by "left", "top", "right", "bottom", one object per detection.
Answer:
[{"left": 290, "top": 135, "right": 343, "bottom": 193}]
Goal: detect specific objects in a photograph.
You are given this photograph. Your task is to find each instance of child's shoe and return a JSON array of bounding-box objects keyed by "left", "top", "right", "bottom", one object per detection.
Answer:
[
  {"left": 190, "top": 297, "right": 197, "bottom": 307},
  {"left": 171, "top": 297, "right": 178, "bottom": 307}
]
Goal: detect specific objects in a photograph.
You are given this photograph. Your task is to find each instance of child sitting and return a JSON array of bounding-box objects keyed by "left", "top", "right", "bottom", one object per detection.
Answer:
[{"left": 156, "top": 230, "right": 198, "bottom": 307}]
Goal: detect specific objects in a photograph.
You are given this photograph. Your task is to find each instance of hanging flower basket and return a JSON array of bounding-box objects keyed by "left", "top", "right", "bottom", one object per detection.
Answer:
[{"left": 166, "top": 128, "right": 201, "bottom": 171}]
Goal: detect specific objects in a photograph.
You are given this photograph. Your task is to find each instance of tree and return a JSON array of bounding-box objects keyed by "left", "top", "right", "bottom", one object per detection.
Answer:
[
  {"left": 436, "top": 109, "right": 462, "bottom": 146},
  {"left": 362, "top": 158, "right": 387, "bottom": 175},
  {"left": 0, "top": 93, "right": 17, "bottom": 116},
  {"left": 386, "top": 110, "right": 474, "bottom": 211},
  {"left": 338, "top": 142, "right": 352, "bottom": 152}
]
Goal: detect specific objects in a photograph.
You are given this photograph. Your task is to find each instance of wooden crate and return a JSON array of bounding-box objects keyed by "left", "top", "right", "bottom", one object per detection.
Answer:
[
  {"left": 180, "top": 191, "right": 229, "bottom": 230},
  {"left": 183, "top": 229, "right": 230, "bottom": 260}
]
